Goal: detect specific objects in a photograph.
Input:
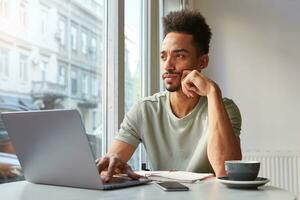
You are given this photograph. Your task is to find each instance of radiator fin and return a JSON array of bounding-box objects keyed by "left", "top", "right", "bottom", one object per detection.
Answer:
[{"left": 243, "top": 151, "right": 299, "bottom": 198}]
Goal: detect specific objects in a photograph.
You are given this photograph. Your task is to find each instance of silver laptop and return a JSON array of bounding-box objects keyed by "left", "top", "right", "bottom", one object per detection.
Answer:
[{"left": 1, "top": 109, "right": 150, "bottom": 190}]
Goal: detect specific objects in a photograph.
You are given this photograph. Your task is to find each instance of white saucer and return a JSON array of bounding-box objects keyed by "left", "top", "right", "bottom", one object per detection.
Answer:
[{"left": 218, "top": 177, "right": 270, "bottom": 189}]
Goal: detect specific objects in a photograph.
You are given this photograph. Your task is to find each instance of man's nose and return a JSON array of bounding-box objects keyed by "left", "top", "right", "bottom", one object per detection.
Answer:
[{"left": 162, "top": 56, "right": 175, "bottom": 71}]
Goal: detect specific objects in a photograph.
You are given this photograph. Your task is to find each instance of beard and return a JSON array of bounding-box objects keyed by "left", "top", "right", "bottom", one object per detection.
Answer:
[
  {"left": 162, "top": 70, "right": 182, "bottom": 92},
  {"left": 165, "top": 82, "right": 181, "bottom": 92}
]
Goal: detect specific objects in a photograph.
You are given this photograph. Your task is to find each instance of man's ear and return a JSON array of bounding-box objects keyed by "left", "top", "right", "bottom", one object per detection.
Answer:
[{"left": 197, "top": 54, "right": 209, "bottom": 70}]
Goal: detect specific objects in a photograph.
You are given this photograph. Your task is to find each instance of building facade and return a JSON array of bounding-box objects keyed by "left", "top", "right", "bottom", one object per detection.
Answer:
[{"left": 0, "top": 0, "right": 104, "bottom": 155}]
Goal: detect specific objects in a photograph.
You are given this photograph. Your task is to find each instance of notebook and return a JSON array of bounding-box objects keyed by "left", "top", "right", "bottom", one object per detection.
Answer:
[
  {"left": 137, "top": 171, "right": 214, "bottom": 183},
  {"left": 1, "top": 109, "right": 150, "bottom": 190}
]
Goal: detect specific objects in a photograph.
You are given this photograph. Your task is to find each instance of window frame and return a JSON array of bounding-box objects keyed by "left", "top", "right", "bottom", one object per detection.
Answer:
[
  {"left": 19, "top": 54, "right": 28, "bottom": 82},
  {"left": 0, "top": 47, "right": 9, "bottom": 78},
  {"left": 104, "top": 0, "right": 161, "bottom": 169}
]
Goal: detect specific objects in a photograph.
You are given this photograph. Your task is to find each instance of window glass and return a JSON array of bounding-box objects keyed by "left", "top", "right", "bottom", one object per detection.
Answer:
[
  {"left": 58, "top": 17, "right": 66, "bottom": 47},
  {"left": 19, "top": 54, "right": 28, "bottom": 82},
  {"left": 58, "top": 62, "right": 67, "bottom": 85},
  {"left": 125, "top": 0, "right": 143, "bottom": 170},
  {"left": 71, "top": 69, "right": 78, "bottom": 96},
  {"left": 81, "top": 30, "right": 87, "bottom": 55},
  {"left": 0, "top": 0, "right": 8, "bottom": 18},
  {"left": 0, "top": 0, "right": 105, "bottom": 159},
  {"left": 19, "top": 1, "right": 27, "bottom": 30},
  {"left": 90, "top": 36, "right": 97, "bottom": 59},
  {"left": 0, "top": 48, "right": 9, "bottom": 77},
  {"left": 71, "top": 24, "right": 78, "bottom": 51},
  {"left": 40, "top": 5, "right": 48, "bottom": 36}
]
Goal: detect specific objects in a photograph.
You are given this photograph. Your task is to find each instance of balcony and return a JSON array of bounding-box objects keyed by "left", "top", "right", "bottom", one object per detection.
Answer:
[
  {"left": 31, "top": 81, "right": 67, "bottom": 101},
  {"left": 77, "top": 93, "right": 99, "bottom": 109}
]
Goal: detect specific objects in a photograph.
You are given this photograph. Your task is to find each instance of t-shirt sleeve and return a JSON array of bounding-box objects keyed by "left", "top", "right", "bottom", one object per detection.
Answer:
[
  {"left": 223, "top": 98, "right": 242, "bottom": 137},
  {"left": 114, "top": 102, "right": 142, "bottom": 147}
]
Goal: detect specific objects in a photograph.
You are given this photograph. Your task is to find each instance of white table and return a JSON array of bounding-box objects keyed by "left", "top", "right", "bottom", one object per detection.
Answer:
[{"left": 0, "top": 179, "right": 297, "bottom": 200}]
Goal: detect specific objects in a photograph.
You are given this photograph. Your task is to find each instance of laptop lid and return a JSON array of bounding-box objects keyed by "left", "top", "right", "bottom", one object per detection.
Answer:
[{"left": 1, "top": 109, "right": 104, "bottom": 190}]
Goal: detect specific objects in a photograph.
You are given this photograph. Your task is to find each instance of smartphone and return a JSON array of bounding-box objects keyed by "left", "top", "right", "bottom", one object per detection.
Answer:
[{"left": 156, "top": 182, "right": 189, "bottom": 191}]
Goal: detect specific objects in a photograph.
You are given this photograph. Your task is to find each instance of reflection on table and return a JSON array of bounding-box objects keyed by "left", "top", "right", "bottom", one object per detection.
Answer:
[{"left": 0, "top": 178, "right": 297, "bottom": 200}]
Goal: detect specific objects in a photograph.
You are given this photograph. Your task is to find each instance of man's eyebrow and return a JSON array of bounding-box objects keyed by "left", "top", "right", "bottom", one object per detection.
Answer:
[
  {"left": 160, "top": 49, "right": 189, "bottom": 54},
  {"left": 172, "top": 48, "right": 189, "bottom": 53}
]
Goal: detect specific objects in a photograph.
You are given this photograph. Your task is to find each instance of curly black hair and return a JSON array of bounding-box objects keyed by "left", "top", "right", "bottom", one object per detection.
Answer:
[{"left": 163, "top": 10, "right": 212, "bottom": 54}]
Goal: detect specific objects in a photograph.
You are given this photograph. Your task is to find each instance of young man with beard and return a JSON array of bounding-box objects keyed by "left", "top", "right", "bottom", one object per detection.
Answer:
[{"left": 96, "top": 10, "right": 242, "bottom": 182}]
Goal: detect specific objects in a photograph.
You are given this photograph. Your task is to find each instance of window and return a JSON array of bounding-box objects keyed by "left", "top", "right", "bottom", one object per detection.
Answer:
[
  {"left": 82, "top": 72, "right": 89, "bottom": 98},
  {"left": 58, "top": 63, "right": 66, "bottom": 85},
  {"left": 92, "top": 111, "right": 97, "bottom": 130},
  {"left": 81, "top": 30, "right": 87, "bottom": 55},
  {"left": 0, "top": 0, "right": 161, "bottom": 165},
  {"left": 19, "top": 54, "right": 28, "bottom": 82},
  {"left": 71, "top": 69, "right": 78, "bottom": 96},
  {"left": 0, "top": 48, "right": 9, "bottom": 77},
  {"left": 58, "top": 17, "right": 66, "bottom": 47},
  {"left": 124, "top": 0, "right": 143, "bottom": 170},
  {"left": 40, "top": 60, "right": 48, "bottom": 81},
  {"left": 40, "top": 5, "right": 49, "bottom": 36},
  {"left": 0, "top": 0, "right": 8, "bottom": 18},
  {"left": 71, "top": 24, "right": 78, "bottom": 51},
  {"left": 91, "top": 76, "right": 98, "bottom": 97},
  {"left": 90, "top": 36, "right": 97, "bottom": 59},
  {"left": 19, "top": 1, "right": 27, "bottom": 30}
]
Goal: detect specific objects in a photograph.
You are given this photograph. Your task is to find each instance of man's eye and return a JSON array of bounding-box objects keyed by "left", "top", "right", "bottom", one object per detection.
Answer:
[
  {"left": 160, "top": 55, "right": 166, "bottom": 60},
  {"left": 176, "top": 54, "right": 185, "bottom": 59}
]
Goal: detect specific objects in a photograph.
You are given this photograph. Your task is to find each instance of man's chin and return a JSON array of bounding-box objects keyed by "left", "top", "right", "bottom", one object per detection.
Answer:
[{"left": 165, "top": 85, "right": 181, "bottom": 92}]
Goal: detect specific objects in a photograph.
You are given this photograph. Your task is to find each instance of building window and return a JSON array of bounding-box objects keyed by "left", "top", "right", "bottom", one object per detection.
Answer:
[
  {"left": 19, "top": 1, "right": 28, "bottom": 30},
  {"left": 0, "top": 48, "right": 9, "bottom": 77},
  {"left": 40, "top": 60, "right": 48, "bottom": 81},
  {"left": 71, "top": 24, "right": 78, "bottom": 51},
  {"left": 92, "top": 111, "right": 97, "bottom": 130},
  {"left": 0, "top": 0, "right": 8, "bottom": 18},
  {"left": 82, "top": 72, "right": 89, "bottom": 98},
  {"left": 91, "top": 76, "right": 98, "bottom": 97},
  {"left": 40, "top": 5, "right": 49, "bottom": 36},
  {"left": 71, "top": 69, "right": 78, "bottom": 96},
  {"left": 90, "top": 36, "right": 97, "bottom": 59},
  {"left": 81, "top": 31, "right": 87, "bottom": 55},
  {"left": 0, "top": 0, "right": 159, "bottom": 163},
  {"left": 58, "top": 17, "right": 66, "bottom": 47},
  {"left": 19, "top": 54, "right": 28, "bottom": 82},
  {"left": 58, "top": 63, "right": 66, "bottom": 85}
]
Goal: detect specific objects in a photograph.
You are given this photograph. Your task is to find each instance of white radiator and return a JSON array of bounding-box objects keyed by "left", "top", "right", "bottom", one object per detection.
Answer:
[{"left": 243, "top": 150, "right": 299, "bottom": 198}]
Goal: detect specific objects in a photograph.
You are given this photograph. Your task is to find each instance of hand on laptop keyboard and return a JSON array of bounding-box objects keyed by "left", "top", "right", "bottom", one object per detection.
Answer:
[
  {"left": 0, "top": 164, "right": 20, "bottom": 179},
  {"left": 96, "top": 154, "right": 141, "bottom": 183}
]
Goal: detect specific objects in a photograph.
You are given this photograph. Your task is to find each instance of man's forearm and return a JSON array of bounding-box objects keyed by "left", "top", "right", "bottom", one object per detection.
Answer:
[
  {"left": 206, "top": 84, "right": 242, "bottom": 177},
  {"left": 107, "top": 140, "right": 136, "bottom": 162}
]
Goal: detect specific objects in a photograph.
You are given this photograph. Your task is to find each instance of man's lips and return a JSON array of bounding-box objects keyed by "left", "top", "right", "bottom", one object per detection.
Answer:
[{"left": 162, "top": 72, "right": 181, "bottom": 79}]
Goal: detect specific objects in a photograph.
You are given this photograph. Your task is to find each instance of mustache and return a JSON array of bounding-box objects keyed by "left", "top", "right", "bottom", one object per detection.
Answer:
[{"left": 162, "top": 70, "right": 181, "bottom": 78}]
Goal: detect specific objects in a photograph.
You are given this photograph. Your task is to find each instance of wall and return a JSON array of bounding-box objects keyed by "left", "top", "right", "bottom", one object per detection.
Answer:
[{"left": 193, "top": 0, "right": 300, "bottom": 151}]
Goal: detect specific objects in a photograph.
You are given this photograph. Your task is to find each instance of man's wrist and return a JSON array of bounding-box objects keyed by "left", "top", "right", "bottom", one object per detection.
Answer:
[{"left": 207, "top": 82, "right": 221, "bottom": 99}]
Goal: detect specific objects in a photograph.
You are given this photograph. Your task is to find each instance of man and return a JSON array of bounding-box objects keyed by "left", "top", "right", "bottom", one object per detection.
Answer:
[
  {"left": 96, "top": 10, "right": 242, "bottom": 182},
  {"left": 0, "top": 132, "right": 18, "bottom": 179}
]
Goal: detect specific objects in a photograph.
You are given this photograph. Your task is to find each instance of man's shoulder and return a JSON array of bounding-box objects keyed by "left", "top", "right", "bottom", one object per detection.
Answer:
[
  {"left": 138, "top": 91, "right": 167, "bottom": 105},
  {"left": 222, "top": 97, "right": 238, "bottom": 106}
]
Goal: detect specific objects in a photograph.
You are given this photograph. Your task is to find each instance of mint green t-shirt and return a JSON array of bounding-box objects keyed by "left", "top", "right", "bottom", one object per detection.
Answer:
[{"left": 115, "top": 91, "right": 242, "bottom": 173}]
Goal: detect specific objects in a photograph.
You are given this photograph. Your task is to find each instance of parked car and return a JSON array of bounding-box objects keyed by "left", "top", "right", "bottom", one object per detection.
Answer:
[{"left": 0, "top": 99, "right": 38, "bottom": 183}]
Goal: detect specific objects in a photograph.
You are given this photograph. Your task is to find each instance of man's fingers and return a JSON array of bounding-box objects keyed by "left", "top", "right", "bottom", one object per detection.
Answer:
[
  {"left": 182, "top": 79, "right": 197, "bottom": 97},
  {"left": 104, "top": 156, "right": 119, "bottom": 182},
  {"left": 96, "top": 155, "right": 139, "bottom": 182},
  {"left": 126, "top": 168, "right": 141, "bottom": 180},
  {"left": 181, "top": 69, "right": 192, "bottom": 80},
  {"left": 96, "top": 156, "right": 109, "bottom": 173}
]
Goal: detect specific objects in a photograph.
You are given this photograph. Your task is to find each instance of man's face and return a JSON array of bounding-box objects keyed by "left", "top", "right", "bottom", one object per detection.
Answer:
[{"left": 161, "top": 32, "right": 201, "bottom": 92}]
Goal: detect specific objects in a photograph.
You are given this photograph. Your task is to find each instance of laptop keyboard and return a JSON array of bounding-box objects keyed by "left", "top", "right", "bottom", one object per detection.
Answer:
[
  {"left": 102, "top": 176, "right": 150, "bottom": 190},
  {"left": 107, "top": 176, "right": 133, "bottom": 183}
]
